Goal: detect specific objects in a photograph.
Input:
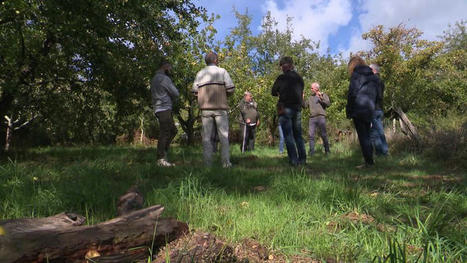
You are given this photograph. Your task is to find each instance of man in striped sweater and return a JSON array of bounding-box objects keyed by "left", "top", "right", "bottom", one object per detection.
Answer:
[{"left": 193, "top": 52, "right": 235, "bottom": 167}]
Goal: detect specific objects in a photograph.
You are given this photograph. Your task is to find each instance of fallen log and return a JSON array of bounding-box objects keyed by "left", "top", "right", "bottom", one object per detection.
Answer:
[{"left": 0, "top": 205, "right": 188, "bottom": 263}]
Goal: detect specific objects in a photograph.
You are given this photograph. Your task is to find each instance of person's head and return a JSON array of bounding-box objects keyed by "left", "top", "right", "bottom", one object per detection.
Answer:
[
  {"left": 159, "top": 59, "right": 172, "bottom": 75},
  {"left": 244, "top": 91, "right": 252, "bottom": 102},
  {"left": 369, "top": 63, "right": 380, "bottom": 74},
  {"left": 279, "top": 56, "right": 294, "bottom": 72},
  {"left": 205, "top": 51, "right": 218, "bottom": 65},
  {"left": 311, "top": 82, "right": 320, "bottom": 94},
  {"left": 347, "top": 55, "right": 366, "bottom": 76}
]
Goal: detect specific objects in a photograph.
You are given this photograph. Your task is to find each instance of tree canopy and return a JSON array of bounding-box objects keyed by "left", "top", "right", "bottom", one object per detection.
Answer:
[{"left": 1, "top": 2, "right": 465, "bottom": 148}]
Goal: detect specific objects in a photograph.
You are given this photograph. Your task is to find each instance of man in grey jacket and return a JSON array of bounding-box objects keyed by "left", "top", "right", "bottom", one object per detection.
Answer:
[
  {"left": 150, "top": 60, "right": 179, "bottom": 167},
  {"left": 303, "top": 82, "right": 331, "bottom": 156},
  {"left": 193, "top": 52, "right": 235, "bottom": 167}
]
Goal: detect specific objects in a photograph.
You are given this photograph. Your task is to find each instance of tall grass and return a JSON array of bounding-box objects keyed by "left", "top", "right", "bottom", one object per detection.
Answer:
[{"left": 0, "top": 143, "right": 465, "bottom": 262}]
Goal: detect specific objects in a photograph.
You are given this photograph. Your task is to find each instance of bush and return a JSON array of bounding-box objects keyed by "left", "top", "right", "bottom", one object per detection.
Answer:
[{"left": 390, "top": 113, "right": 467, "bottom": 169}]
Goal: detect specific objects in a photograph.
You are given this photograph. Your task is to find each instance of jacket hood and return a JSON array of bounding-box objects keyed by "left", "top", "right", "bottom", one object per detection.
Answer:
[
  {"left": 354, "top": 65, "right": 374, "bottom": 76},
  {"left": 353, "top": 65, "right": 373, "bottom": 76}
]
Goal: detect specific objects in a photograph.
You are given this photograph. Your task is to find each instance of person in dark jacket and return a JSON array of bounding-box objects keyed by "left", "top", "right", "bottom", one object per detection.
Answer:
[
  {"left": 272, "top": 56, "right": 306, "bottom": 166},
  {"left": 238, "top": 91, "right": 260, "bottom": 152},
  {"left": 346, "top": 56, "right": 378, "bottom": 167},
  {"left": 369, "top": 64, "right": 389, "bottom": 156},
  {"left": 303, "top": 82, "right": 331, "bottom": 156}
]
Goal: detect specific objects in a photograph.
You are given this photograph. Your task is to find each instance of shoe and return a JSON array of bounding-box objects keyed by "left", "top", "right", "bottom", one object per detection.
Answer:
[
  {"left": 222, "top": 162, "right": 232, "bottom": 168},
  {"left": 157, "top": 159, "right": 175, "bottom": 167},
  {"left": 355, "top": 163, "right": 373, "bottom": 169}
]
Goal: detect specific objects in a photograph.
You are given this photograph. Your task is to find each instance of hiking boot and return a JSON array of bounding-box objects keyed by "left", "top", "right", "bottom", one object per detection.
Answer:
[{"left": 157, "top": 159, "right": 175, "bottom": 167}]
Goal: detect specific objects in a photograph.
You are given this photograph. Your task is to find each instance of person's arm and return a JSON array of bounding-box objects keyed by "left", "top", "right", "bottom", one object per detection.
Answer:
[
  {"left": 192, "top": 72, "right": 201, "bottom": 97},
  {"left": 163, "top": 76, "right": 179, "bottom": 98},
  {"left": 271, "top": 76, "right": 281, "bottom": 96},
  {"left": 223, "top": 69, "right": 235, "bottom": 96},
  {"left": 237, "top": 101, "right": 245, "bottom": 122},
  {"left": 320, "top": 93, "right": 331, "bottom": 107},
  {"left": 376, "top": 80, "right": 384, "bottom": 109}
]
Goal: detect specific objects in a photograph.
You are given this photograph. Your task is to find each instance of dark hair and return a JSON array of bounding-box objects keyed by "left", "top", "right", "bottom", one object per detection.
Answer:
[
  {"left": 279, "top": 56, "right": 293, "bottom": 66},
  {"left": 159, "top": 59, "right": 171, "bottom": 68},
  {"left": 205, "top": 51, "right": 218, "bottom": 65},
  {"left": 347, "top": 56, "right": 366, "bottom": 75}
]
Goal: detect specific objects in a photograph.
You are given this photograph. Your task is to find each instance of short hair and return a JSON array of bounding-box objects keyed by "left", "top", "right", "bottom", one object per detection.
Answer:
[
  {"left": 205, "top": 51, "right": 218, "bottom": 65},
  {"left": 311, "top": 82, "right": 320, "bottom": 90},
  {"left": 279, "top": 56, "right": 293, "bottom": 66},
  {"left": 369, "top": 63, "right": 380, "bottom": 73},
  {"left": 244, "top": 91, "right": 252, "bottom": 96},
  {"left": 159, "top": 59, "right": 171, "bottom": 68},
  {"left": 347, "top": 56, "right": 366, "bottom": 75}
]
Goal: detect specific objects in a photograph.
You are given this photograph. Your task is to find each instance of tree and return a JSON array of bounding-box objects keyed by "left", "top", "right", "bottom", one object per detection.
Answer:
[
  {"left": 0, "top": 0, "right": 205, "bottom": 147},
  {"left": 362, "top": 24, "right": 443, "bottom": 114}
]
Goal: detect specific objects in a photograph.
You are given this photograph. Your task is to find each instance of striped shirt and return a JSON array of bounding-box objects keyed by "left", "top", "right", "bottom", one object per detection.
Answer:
[{"left": 193, "top": 65, "right": 235, "bottom": 110}]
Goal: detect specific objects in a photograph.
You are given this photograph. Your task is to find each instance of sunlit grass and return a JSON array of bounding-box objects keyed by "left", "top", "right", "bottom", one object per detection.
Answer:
[{"left": 0, "top": 144, "right": 465, "bottom": 261}]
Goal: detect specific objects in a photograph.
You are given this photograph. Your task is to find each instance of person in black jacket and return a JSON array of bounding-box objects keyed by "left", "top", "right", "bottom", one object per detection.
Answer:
[
  {"left": 272, "top": 57, "right": 306, "bottom": 166},
  {"left": 346, "top": 56, "right": 378, "bottom": 167}
]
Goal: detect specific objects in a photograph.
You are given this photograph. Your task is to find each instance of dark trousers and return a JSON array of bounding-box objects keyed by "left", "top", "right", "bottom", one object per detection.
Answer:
[
  {"left": 308, "top": 116, "right": 330, "bottom": 155},
  {"left": 240, "top": 124, "right": 256, "bottom": 152},
  {"left": 155, "top": 110, "right": 177, "bottom": 159},
  {"left": 353, "top": 118, "right": 374, "bottom": 165}
]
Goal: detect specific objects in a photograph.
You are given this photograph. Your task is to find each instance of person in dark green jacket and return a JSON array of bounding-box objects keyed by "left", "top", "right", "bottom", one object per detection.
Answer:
[{"left": 238, "top": 91, "right": 260, "bottom": 152}]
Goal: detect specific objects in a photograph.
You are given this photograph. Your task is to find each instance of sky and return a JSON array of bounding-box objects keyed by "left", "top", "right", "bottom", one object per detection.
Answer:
[{"left": 195, "top": 0, "right": 467, "bottom": 55}]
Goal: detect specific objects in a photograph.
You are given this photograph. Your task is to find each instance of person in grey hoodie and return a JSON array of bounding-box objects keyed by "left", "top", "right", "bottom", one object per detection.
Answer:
[
  {"left": 303, "top": 82, "right": 331, "bottom": 156},
  {"left": 150, "top": 60, "right": 179, "bottom": 167}
]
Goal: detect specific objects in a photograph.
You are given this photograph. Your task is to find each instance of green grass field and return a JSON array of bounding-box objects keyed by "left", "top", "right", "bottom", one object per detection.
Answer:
[{"left": 0, "top": 144, "right": 465, "bottom": 262}]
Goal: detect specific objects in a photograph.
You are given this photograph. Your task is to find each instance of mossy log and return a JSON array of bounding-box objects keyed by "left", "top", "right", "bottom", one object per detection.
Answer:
[{"left": 0, "top": 205, "right": 188, "bottom": 263}]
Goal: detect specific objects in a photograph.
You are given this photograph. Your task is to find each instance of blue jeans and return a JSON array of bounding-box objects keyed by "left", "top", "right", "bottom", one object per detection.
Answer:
[
  {"left": 279, "top": 108, "right": 306, "bottom": 165},
  {"left": 278, "top": 124, "right": 284, "bottom": 154},
  {"left": 370, "top": 110, "right": 388, "bottom": 155}
]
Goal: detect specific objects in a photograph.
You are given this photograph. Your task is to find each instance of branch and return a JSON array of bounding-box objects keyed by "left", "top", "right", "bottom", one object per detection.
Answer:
[{"left": 13, "top": 115, "right": 37, "bottom": 131}]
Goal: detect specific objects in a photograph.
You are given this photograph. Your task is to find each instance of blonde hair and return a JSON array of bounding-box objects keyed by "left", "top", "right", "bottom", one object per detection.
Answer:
[{"left": 347, "top": 56, "right": 366, "bottom": 76}]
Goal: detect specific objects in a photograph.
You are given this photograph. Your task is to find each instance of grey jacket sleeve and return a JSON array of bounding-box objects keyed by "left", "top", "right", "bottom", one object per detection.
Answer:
[
  {"left": 163, "top": 76, "right": 179, "bottom": 98},
  {"left": 320, "top": 93, "right": 331, "bottom": 107}
]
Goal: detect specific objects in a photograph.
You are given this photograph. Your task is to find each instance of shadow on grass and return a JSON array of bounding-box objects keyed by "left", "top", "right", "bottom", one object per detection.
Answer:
[{"left": 0, "top": 145, "right": 464, "bottom": 219}]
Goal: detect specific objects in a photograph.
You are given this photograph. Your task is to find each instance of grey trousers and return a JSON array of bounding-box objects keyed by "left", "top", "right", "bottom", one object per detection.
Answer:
[
  {"left": 201, "top": 110, "right": 230, "bottom": 166},
  {"left": 308, "top": 116, "right": 330, "bottom": 154}
]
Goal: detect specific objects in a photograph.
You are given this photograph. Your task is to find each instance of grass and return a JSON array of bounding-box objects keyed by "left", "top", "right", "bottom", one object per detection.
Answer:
[{"left": 0, "top": 143, "right": 465, "bottom": 262}]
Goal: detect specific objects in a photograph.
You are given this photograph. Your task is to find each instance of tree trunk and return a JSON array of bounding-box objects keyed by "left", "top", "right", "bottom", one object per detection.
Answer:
[
  {"left": 5, "top": 124, "right": 11, "bottom": 151},
  {"left": 4, "top": 116, "right": 12, "bottom": 151},
  {"left": 394, "top": 107, "right": 420, "bottom": 143},
  {"left": 0, "top": 205, "right": 188, "bottom": 263}
]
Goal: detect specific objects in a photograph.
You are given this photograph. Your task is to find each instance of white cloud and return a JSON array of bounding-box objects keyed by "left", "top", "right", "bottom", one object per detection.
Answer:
[
  {"left": 342, "top": 0, "right": 467, "bottom": 55},
  {"left": 262, "top": 0, "right": 353, "bottom": 53}
]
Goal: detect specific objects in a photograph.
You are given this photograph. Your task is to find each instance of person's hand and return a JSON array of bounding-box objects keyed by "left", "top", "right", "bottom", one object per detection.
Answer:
[{"left": 246, "top": 118, "right": 251, "bottom": 124}]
